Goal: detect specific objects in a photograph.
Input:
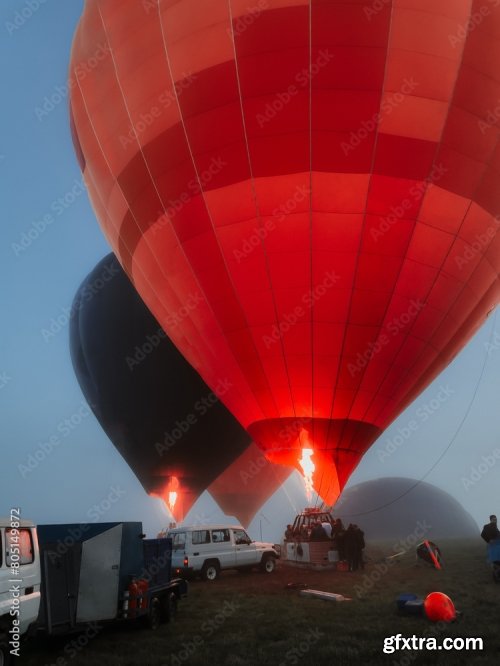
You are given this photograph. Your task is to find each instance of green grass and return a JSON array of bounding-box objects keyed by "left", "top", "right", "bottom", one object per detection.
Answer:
[{"left": 19, "top": 540, "right": 499, "bottom": 666}]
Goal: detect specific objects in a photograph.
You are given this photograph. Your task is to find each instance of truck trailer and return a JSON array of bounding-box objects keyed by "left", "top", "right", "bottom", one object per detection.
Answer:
[{"left": 0, "top": 518, "right": 188, "bottom": 664}]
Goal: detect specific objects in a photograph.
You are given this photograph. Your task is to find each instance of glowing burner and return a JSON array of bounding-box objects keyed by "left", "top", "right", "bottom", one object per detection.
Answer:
[
  {"left": 298, "top": 448, "right": 315, "bottom": 502},
  {"left": 168, "top": 491, "right": 178, "bottom": 511}
]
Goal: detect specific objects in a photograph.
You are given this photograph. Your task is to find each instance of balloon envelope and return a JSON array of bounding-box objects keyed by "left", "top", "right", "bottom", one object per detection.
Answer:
[
  {"left": 208, "top": 442, "right": 292, "bottom": 528},
  {"left": 70, "top": 1, "right": 500, "bottom": 504},
  {"left": 70, "top": 254, "right": 253, "bottom": 520}
]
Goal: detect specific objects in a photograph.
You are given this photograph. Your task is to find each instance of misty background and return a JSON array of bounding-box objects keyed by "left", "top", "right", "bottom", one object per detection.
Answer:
[{"left": 1, "top": 0, "right": 499, "bottom": 544}]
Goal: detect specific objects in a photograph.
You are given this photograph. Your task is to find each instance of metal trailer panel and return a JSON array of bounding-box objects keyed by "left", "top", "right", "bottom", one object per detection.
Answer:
[
  {"left": 36, "top": 523, "right": 145, "bottom": 626},
  {"left": 76, "top": 524, "right": 123, "bottom": 622},
  {"left": 115, "top": 522, "right": 145, "bottom": 595},
  {"left": 37, "top": 522, "right": 128, "bottom": 545},
  {"left": 143, "top": 538, "right": 172, "bottom": 589},
  {"left": 36, "top": 542, "right": 82, "bottom": 634}
]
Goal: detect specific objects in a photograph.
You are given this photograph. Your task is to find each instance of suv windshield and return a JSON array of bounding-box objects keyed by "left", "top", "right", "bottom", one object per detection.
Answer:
[{"left": 233, "top": 529, "right": 251, "bottom": 545}]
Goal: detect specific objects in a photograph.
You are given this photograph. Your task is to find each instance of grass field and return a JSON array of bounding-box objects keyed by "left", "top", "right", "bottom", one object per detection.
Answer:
[{"left": 18, "top": 539, "right": 499, "bottom": 666}]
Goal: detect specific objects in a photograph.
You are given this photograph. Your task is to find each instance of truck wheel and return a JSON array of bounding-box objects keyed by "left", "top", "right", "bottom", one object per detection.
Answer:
[
  {"left": 160, "top": 592, "right": 178, "bottom": 623},
  {"left": 201, "top": 561, "right": 220, "bottom": 581},
  {"left": 261, "top": 555, "right": 276, "bottom": 574},
  {"left": 0, "top": 635, "right": 11, "bottom": 666},
  {"left": 146, "top": 597, "right": 161, "bottom": 630}
]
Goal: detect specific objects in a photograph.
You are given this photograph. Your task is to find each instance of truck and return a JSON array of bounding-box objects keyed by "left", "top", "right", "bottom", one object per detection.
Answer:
[{"left": 0, "top": 518, "right": 188, "bottom": 664}]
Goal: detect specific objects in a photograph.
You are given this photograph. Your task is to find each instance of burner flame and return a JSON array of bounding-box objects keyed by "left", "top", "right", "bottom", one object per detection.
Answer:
[
  {"left": 168, "top": 491, "right": 177, "bottom": 511},
  {"left": 298, "top": 448, "right": 315, "bottom": 502}
]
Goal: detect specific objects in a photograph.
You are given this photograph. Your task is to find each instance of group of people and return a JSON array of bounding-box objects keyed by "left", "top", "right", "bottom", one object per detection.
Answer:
[{"left": 284, "top": 518, "right": 365, "bottom": 572}]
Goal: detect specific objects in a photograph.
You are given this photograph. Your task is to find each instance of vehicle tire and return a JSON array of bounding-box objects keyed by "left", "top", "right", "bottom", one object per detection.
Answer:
[
  {"left": 0, "top": 634, "right": 11, "bottom": 666},
  {"left": 201, "top": 561, "right": 220, "bottom": 581},
  {"left": 146, "top": 597, "right": 161, "bottom": 630},
  {"left": 260, "top": 555, "right": 276, "bottom": 574},
  {"left": 160, "top": 592, "right": 178, "bottom": 623}
]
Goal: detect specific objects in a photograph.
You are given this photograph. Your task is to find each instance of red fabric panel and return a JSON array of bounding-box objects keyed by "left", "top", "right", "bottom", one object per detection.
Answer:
[{"left": 70, "top": 0, "right": 500, "bottom": 507}]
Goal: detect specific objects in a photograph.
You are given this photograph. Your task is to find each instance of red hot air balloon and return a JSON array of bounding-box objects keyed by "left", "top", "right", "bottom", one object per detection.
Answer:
[
  {"left": 209, "top": 442, "right": 293, "bottom": 528},
  {"left": 70, "top": 0, "right": 500, "bottom": 506}
]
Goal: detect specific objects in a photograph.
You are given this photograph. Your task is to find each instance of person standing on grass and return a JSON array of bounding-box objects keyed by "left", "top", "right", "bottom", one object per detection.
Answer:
[
  {"left": 353, "top": 524, "right": 365, "bottom": 570},
  {"left": 333, "top": 519, "right": 346, "bottom": 560},
  {"left": 481, "top": 515, "right": 500, "bottom": 543},
  {"left": 345, "top": 524, "right": 359, "bottom": 571}
]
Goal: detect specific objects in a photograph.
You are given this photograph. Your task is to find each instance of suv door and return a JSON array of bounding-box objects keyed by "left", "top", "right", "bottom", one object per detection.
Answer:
[
  {"left": 171, "top": 531, "right": 187, "bottom": 569},
  {"left": 190, "top": 529, "right": 211, "bottom": 570},
  {"left": 210, "top": 529, "right": 235, "bottom": 569},
  {"left": 232, "top": 529, "right": 257, "bottom": 566}
]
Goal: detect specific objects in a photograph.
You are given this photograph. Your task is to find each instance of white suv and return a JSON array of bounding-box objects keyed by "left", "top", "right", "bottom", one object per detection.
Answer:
[{"left": 168, "top": 525, "right": 279, "bottom": 581}]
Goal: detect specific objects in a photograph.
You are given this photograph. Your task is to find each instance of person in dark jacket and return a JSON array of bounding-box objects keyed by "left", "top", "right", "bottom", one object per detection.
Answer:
[
  {"left": 353, "top": 524, "right": 365, "bottom": 570},
  {"left": 333, "top": 519, "right": 346, "bottom": 560},
  {"left": 481, "top": 515, "right": 500, "bottom": 543},
  {"left": 344, "top": 523, "right": 360, "bottom": 571},
  {"left": 310, "top": 520, "right": 327, "bottom": 541}
]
